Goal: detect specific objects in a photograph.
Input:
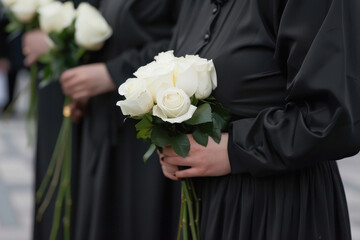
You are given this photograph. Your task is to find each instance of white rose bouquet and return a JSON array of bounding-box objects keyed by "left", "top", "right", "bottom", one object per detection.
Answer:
[
  {"left": 0, "top": 0, "right": 53, "bottom": 139},
  {"left": 38, "top": 2, "right": 112, "bottom": 86},
  {"left": 1, "top": 0, "right": 53, "bottom": 32},
  {"left": 117, "top": 50, "right": 230, "bottom": 240},
  {"left": 34, "top": 3, "right": 112, "bottom": 240}
]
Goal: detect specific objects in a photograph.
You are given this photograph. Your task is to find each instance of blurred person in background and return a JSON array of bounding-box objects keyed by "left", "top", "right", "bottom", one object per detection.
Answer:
[
  {"left": 25, "top": 0, "right": 182, "bottom": 239},
  {"left": 0, "top": 4, "right": 23, "bottom": 113},
  {"left": 22, "top": 1, "right": 97, "bottom": 239},
  {"left": 59, "top": 1, "right": 181, "bottom": 239}
]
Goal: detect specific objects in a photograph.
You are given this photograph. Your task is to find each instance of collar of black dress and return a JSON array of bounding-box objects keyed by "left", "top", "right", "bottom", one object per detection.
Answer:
[{"left": 211, "top": 0, "right": 228, "bottom": 6}]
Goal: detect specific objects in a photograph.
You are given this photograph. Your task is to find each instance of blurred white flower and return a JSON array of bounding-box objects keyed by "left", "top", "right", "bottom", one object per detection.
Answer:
[
  {"left": 1, "top": 0, "right": 17, "bottom": 7},
  {"left": 36, "top": 0, "right": 53, "bottom": 7},
  {"left": 75, "top": 2, "right": 112, "bottom": 51},
  {"left": 38, "top": 1, "right": 75, "bottom": 33},
  {"left": 11, "top": 0, "right": 37, "bottom": 23}
]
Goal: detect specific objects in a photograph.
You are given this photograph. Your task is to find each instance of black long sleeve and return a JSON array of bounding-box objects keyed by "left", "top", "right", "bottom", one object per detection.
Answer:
[
  {"left": 105, "top": 40, "right": 170, "bottom": 88},
  {"left": 228, "top": 0, "right": 360, "bottom": 176}
]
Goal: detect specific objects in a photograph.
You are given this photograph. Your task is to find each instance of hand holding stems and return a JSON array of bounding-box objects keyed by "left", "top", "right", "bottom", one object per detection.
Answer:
[
  {"left": 22, "top": 29, "right": 50, "bottom": 67},
  {"left": 60, "top": 63, "right": 116, "bottom": 101},
  {"left": 160, "top": 133, "right": 231, "bottom": 180},
  {"left": 67, "top": 99, "right": 88, "bottom": 123}
]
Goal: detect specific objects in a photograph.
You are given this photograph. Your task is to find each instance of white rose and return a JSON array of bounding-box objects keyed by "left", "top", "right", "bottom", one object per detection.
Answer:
[
  {"left": 36, "top": 0, "right": 53, "bottom": 7},
  {"left": 116, "top": 78, "right": 154, "bottom": 117},
  {"left": 185, "top": 55, "right": 217, "bottom": 99},
  {"left": 173, "top": 57, "right": 199, "bottom": 97},
  {"left": 134, "top": 61, "right": 175, "bottom": 101},
  {"left": 11, "top": 0, "right": 37, "bottom": 23},
  {"left": 153, "top": 87, "right": 197, "bottom": 123},
  {"left": 75, "top": 2, "right": 112, "bottom": 51},
  {"left": 38, "top": 1, "right": 75, "bottom": 33},
  {"left": 154, "top": 50, "right": 176, "bottom": 63},
  {"left": 1, "top": 0, "right": 17, "bottom": 7}
]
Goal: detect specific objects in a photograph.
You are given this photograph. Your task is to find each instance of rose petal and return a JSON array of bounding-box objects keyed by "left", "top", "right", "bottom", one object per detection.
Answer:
[
  {"left": 153, "top": 105, "right": 197, "bottom": 123},
  {"left": 116, "top": 90, "right": 153, "bottom": 117}
]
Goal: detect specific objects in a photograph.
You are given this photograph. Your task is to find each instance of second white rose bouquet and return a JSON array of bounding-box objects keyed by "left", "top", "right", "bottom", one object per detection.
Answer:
[
  {"left": 34, "top": 3, "right": 112, "bottom": 240},
  {"left": 117, "top": 50, "right": 230, "bottom": 240},
  {"left": 0, "top": 0, "right": 53, "bottom": 140}
]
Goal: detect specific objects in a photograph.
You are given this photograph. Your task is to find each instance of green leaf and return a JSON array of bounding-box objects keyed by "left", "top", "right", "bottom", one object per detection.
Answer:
[
  {"left": 143, "top": 144, "right": 156, "bottom": 162},
  {"left": 38, "top": 53, "right": 52, "bottom": 64},
  {"left": 185, "top": 103, "right": 212, "bottom": 125},
  {"left": 76, "top": 47, "right": 87, "bottom": 60},
  {"left": 209, "top": 127, "right": 222, "bottom": 144},
  {"left": 151, "top": 125, "right": 171, "bottom": 147},
  {"left": 135, "top": 117, "right": 153, "bottom": 131},
  {"left": 136, "top": 128, "right": 152, "bottom": 140},
  {"left": 212, "top": 111, "right": 229, "bottom": 131},
  {"left": 192, "top": 128, "right": 208, "bottom": 147},
  {"left": 190, "top": 95, "right": 198, "bottom": 105},
  {"left": 5, "top": 22, "right": 22, "bottom": 33},
  {"left": 170, "top": 134, "right": 190, "bottom": 158},
  {"left": 199, "top": 122, "right": 221, "bottom": 144}
]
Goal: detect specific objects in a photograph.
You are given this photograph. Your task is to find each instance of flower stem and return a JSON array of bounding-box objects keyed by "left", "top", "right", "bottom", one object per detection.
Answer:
[
  {"left": 26, "top": 64, "right": 38, "bottom": 145},
  {"left": 143, "top": 144, "right": 156, "bottom": 162},
  {"left": 189, "top": 179, "right": 200, "bottom": 239},
  {"left": 49, "top": 143, "right": 68, "bottom": 240},
  {"left": 63, "top": 122, "right": 72, "bottom": 240},
  {"left": 182, "top": 197, "right": 188, "bottom": 240},
  {"left": 36, "top": 123, "right": 69, "bottom": 222},
  {"left": 177, "top": 185, "right": 185, "bottom": 240},
  {"left": 183, "top": 180, "right": 197, "bottom": 240},
  {"left": 36, "top": 119, "right": 68, "bottom": 204}
]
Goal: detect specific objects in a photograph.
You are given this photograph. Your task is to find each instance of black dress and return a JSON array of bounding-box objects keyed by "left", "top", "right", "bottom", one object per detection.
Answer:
[
  {"left": 73, "top": 1, "right": 181, "bottom": 240},
  {"left": 33, "top": 2, "right": 89, "bottom": 239},
  {"left": 169, "top": 0, "right": 360, "bottom": 239}
]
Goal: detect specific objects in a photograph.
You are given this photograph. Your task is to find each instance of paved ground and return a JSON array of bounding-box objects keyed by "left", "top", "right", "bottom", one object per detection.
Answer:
[{"left": 0, "top": 74, "right": 359, "bottom": 240}]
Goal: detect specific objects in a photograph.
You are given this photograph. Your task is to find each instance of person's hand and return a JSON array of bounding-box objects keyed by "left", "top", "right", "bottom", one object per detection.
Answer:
[
  {"left": 60, "top": 63, "right": 116, "bottom": 100},
  {"left": 22, "top": 30, "right": 50, "bottom": 67},
  {"left": 0, "top": 58, "right": 10, "bottom": 73},
  {"left": 160, "top": 133, "right": 231, "bottom": 180},
  {"left": 67, "top": 99, "right": 88, "bottom": 123}
]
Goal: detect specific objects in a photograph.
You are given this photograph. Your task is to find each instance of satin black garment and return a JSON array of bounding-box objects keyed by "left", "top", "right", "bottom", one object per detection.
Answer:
[
  {"left": 171, "top": 0, "right": 360, "bottom": 239},
  {"left": 73, "top": 1, "right": 181, "bottom": 240}
]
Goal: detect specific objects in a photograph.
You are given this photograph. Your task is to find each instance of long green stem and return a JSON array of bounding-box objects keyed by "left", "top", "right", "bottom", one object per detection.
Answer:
[
  {"left": 36, "top": 125, "right": 68, "bottom": 222},
  {"left": 49, "top": 144, "right": 68, "bottom": 240},
  {"left": 37, "top": 97, "right": 73, "bottom": 240},
  {"left": 177, "top": 185, "right": 185, "bottom": 240},
  {"left": 182, "top": 197, "right": 188, "bottom": 240},
  {"left": 26, "top": 64, "right": 38, "bottom": 145},
  {"left": 183, "top": 180, "right": 197, "bottom": 240},
  {"left": 63, "top": 122, "right": 72, "bottom": 240},
  {"left": 36, "top": 119, "right": 69, "bottom": 203},
  {"left": 189, "top": 179, "right": 200, "bottom": 239}
]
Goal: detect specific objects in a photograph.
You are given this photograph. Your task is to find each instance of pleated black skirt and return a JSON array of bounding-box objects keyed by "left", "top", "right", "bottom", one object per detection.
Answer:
[{"left": 196, "top": 161, "right": 351, "bottom": 240}]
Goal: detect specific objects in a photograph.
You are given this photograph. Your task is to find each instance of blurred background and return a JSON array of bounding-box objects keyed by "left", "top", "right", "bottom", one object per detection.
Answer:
[{"left": 0, "top": 72, "right": 360, "bottom": 240}]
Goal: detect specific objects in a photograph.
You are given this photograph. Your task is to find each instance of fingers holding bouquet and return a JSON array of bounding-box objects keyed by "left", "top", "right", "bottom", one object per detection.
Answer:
[
  {"left": 161, "top": 133, "right": 231, "bottom": 179},
  {"left": 60, "top": 63, "right": 115, "bottom": 100},
  {"left": 117, "top": 50, "right": 231, "bottom": 240}
]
